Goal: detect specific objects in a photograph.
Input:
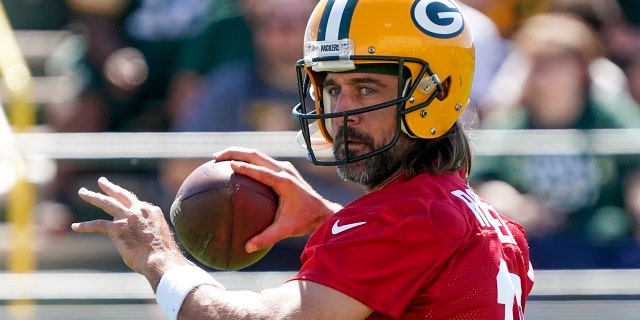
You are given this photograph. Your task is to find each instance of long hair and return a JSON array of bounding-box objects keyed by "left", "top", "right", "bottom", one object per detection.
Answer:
[{"left": 401, "top": 121, "right": 473, "bottom": 178}]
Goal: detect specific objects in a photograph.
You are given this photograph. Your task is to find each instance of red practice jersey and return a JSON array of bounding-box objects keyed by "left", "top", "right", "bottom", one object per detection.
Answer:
[{"left": 292, "top": 171, "right": 534, "bottom": 319}]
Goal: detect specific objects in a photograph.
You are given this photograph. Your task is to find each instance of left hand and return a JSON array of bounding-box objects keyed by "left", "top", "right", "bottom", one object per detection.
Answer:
[{"left": 71, "top": 177, "right": 190, "bottom": 283}]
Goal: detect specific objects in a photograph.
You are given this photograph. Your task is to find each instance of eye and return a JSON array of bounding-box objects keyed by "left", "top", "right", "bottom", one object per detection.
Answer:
[
  {"left": 326, "top": 86, "right": 341, "bottom": 97},
  {"left": 359, "top": 87, "right": 375, "bottom": 96}
]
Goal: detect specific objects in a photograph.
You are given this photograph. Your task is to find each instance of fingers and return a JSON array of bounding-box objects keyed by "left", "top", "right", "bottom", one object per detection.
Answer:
[
  {"left": 96, "top": 177, "right": 138, "bottom": 208},
  {"left": 78, "top": 186, "right": 131, "bottom": 219},
  {"left": 71, "top": 219, "right": 111, "bottom": 234},
  {"left": 228, "top": 160, "right": 294, "bottom": 195},
  {"left": 78, "top": 176, "right": 143, "bottom": 221},
  {"left": 213, "top": 147, "right": 281, "bottom": 170},
  {"left": 245, "top": 224, "right": 289, "bottom": 253},
  {"left": 214, "top": 146, "right": 308, "bottom": 181}
]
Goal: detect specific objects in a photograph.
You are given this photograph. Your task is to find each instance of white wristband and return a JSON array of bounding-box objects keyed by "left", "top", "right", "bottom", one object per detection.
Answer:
[{"left": 155, "top": 265, "right": 225, "bottom": 320}]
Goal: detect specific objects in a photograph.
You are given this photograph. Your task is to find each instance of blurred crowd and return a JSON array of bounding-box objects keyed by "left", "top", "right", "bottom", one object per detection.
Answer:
[{"left": 2, "top": 0, "right": 640, "bottom": 270}]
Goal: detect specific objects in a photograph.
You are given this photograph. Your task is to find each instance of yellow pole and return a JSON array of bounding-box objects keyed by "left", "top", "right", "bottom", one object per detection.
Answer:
[
  {"left": 0, "top": 2, "right": 37, "bottom": 274},
  {"left": 0, "top": 3, "right": 38, "bottom": 318}
]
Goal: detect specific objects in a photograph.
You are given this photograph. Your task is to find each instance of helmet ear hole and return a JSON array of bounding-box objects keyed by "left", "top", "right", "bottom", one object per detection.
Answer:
[{"left": 436, "top": 77, "right": 451, "bottom": 101}]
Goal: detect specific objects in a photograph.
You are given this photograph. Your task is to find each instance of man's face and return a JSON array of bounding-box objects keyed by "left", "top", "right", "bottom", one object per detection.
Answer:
[{"left": 323, "top": 72, "right": 409, "bottom": 188}]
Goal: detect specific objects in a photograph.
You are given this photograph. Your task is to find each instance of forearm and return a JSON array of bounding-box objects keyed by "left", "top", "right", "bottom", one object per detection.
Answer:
[
  {"left": 178, "top": 280, "right": 373, "bottom": 320},
  {"left": 177, "top": 281, "right": 337, "bottom": 320},
  {"left": 178, "top": 286, "right": 277, "bottom": 320}
]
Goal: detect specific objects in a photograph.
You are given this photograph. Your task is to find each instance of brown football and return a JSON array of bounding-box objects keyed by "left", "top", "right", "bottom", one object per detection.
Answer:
[{"left": 169, "top": 160, "right": 277, "bottom": 270}]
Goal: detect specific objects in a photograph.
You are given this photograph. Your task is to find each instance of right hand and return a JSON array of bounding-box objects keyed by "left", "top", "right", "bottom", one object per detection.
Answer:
[
  {"left": 213, "top": 147, "right": 342, "bottom": 253},
  {"left": 71, "top": 177, "right": 190, "bottom": 283}
]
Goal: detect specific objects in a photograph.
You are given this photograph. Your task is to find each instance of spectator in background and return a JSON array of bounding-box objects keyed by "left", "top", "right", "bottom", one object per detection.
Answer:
[
  {"left": 166, "top": 0, "right": 254, "bottom": 124},
  {"left": 170, "top": 0, "right": 306, "bottom": 133},
  {"left": 458, "top": 0, "right": 551, "bottom": 38},
  {"left": 479, "top": 0, "right": 640, "bottom": 124},
  {"left": 459, "top": 0, "right": 552, "bottom": 123},
  {"left": 47, "top": 0, "right": 248, "bottom": 226},
  {"left": 549, "top": 0, "right": 640, "bottom": 127},
  {"left": 162, "top": 0, "right": 364, "bottom": 271},
  {"left": 470, "top": 12, "right": 640, "bottom": 269},
  {"left": 551, "top": 0, "right": 636, "bottom": 66},
  {"left": 57, "top": 0, "right": 216, "bottom": 132}
]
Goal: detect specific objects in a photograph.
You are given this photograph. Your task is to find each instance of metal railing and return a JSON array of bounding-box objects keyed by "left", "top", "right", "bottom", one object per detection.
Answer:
[{"left": 3, "top": 128, "right": 640, "bottom": 160}]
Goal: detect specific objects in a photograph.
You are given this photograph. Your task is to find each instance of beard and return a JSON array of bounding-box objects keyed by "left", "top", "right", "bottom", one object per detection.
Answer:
[{"left": 333, "top": 125, "right": 409, "bottom": 188}]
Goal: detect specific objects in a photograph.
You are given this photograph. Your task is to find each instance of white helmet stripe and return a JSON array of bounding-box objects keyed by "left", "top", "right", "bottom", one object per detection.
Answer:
[
  {"left": 326, "top": 0, "right": 348, "bottom": 40},
  {"left": 318, "top": 0, "right": 359, "bottom": 41}
]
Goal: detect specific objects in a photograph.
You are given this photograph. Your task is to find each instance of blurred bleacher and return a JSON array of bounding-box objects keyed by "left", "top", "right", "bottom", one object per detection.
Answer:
[{"left": 0, "top": 29, "right": 81, "bottom": 107}]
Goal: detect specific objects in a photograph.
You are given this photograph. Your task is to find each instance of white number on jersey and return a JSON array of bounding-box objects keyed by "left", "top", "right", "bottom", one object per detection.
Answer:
[{"left": 497, "top": 259, "right": 525, "bottom": 320}]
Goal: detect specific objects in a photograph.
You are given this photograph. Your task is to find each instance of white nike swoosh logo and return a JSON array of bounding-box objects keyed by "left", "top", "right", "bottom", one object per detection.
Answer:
[{"left": 331, "top": 220, "right": 367, "bottom": 235}]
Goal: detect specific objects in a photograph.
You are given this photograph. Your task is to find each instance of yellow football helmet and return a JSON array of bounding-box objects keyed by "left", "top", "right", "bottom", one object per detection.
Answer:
[{"left": 293, "top": 0, "right": 475, "bottom": 165}]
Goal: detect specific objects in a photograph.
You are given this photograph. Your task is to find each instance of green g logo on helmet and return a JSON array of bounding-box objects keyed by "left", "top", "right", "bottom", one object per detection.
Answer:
[{"left": 411, "top": 0, "right": 465, "bottom": 38}]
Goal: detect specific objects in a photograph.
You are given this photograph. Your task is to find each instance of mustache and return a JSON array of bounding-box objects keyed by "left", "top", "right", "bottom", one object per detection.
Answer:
[{"left": 332, "top": 125, "right": 375, "bottom": 151}]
